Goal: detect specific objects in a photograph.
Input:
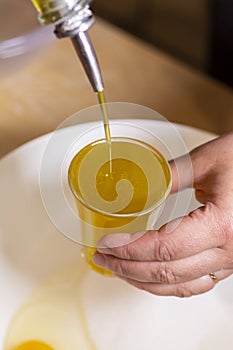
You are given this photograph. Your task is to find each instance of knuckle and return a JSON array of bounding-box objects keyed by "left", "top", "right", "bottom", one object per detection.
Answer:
[
  {"left": 222, "top": 252, "right": 233, "bottom": 268},
  {"left": 151, "top": 264, "right": 177, "bottom": 284},
  {"left": 175, "top": 284, "right": 194, "bottom": 298},
  {"left": 123, "top": 244, "right": 135, "bottom": 260},
  {"left": 149, "top": 231, "right": 176, "bottom": 261},
  {"left": 112, "top": 259, "right": 130, "bottom": 277},
  {"left": 113, "top": 243, "right": 136, "bottom": 260},
  {"left": 222, "top": 211, "right": 233, "bottom": 243}
]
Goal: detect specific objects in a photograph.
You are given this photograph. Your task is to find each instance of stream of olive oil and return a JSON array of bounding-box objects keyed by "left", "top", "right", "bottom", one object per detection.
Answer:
[
  {"left": 96, "top": 90, "right": 112, "bottom": 173},
  {"left": 96, "top": 91, "right": 111, "bottom": 142}
]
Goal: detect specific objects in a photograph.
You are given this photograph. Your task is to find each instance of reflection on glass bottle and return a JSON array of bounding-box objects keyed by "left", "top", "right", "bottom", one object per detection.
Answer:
[{"left": 31, "top": 0, "right": 92, "bottom": 25}]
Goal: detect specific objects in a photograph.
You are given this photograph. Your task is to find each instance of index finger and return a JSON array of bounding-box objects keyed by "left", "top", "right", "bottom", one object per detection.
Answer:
[{"left": 97, "top": 203, "right": 226, "bottom": 262}]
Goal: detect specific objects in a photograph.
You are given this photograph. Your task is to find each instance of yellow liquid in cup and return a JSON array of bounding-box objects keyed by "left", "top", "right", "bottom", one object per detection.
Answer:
[{"left": 68, "top": 138, "right": 171, "bottom": 274}]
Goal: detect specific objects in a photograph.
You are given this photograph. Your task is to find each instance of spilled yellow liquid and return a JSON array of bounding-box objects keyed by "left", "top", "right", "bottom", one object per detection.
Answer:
[
  {"left": 13, "top": 341, "right": 53, "bottom": 350},
  {"left": 4, "top": 265, "right": 97, "bottom": 350}
]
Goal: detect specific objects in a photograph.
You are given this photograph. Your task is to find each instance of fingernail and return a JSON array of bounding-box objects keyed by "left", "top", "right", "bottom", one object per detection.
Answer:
[
  {"left": 97, "top": 232, "right": 145, "bottom": 251},
  {"left": 97, "top": 233, "right": 130, "bottom": 250},
  {"left": 93, "top": 253, "right": 106, "bottom": 268}
]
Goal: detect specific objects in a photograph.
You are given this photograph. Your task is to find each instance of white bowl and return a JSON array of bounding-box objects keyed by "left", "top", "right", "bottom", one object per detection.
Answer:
[{"left": 1, "top": 120, "right": 233, "bottom": 350}]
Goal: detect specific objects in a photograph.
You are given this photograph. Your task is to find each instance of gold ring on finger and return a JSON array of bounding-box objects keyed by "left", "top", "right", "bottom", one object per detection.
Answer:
[{"left": 209, "top": 272, "right": 219, "bottom": 284}]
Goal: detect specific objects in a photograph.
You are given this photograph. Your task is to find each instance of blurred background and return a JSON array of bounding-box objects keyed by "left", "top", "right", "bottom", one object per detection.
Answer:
[
  {"left": 93, "top": 0, "right": 233, "bottom": 88},
  {"left": 0, "top": 0, "right": 233, "bottom": 157},
  {"left": 1, "top": 0, "right": 233, "bottom": 88}
]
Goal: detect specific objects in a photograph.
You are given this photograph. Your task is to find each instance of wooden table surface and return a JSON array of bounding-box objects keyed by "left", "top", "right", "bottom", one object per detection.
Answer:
[{"left": 0, "top": 19, "right": 233, "bottom": 157}]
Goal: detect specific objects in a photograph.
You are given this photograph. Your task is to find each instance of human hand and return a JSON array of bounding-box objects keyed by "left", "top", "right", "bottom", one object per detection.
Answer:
[{"left": 93, "top": 132, "right": 233, "bottom": 297}]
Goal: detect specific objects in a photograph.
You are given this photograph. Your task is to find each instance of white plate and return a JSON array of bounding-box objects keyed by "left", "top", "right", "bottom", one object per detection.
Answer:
[{"left": 1, "top": 120, "right": 233, "bottom": 350}]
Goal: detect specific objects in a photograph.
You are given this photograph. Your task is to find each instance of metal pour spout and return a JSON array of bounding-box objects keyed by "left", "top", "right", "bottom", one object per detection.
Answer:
[
  {"left": 71, "top": 31, "right": 104, "bottom": 92},
  {"left": 53, "top": 4, "right": 104, "bottom": 93}
]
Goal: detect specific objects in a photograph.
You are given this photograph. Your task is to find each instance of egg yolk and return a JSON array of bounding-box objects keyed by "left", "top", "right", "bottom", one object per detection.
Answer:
[{"left": 13, "top": 341, "right": 54, "bottom": 350}]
